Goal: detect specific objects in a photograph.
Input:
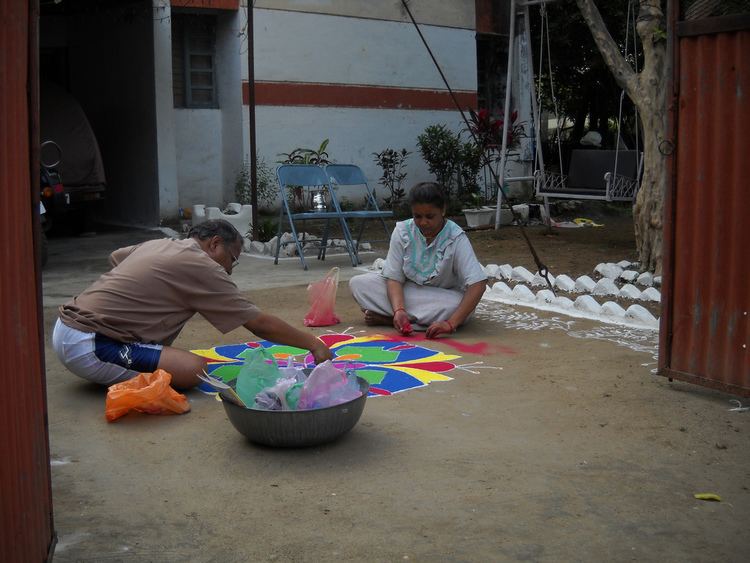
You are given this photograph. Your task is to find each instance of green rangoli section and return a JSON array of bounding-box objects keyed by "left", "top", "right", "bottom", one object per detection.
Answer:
[
  {"left": 334, "top": 346, "right": 400, "bottom": 363},
  {"left": 353, "top": 369, "right": 387, "bottom": 385}
]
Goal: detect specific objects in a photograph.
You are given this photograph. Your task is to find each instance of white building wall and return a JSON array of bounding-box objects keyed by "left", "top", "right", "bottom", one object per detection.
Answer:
[
  {"left": 152, "top": 4, "right": 179, "bottom": 218},
  {"left": 243, "top": 106, "right": 466, "bottom": 207},
  {"left": 150, "top": 2, "right": 478, "bottom": 218},
  {"left": 250, "top": 9, "right": 477, "bottom": 89},
  {"left": 216, "top": 10, "right": 246, "bottom": 205},
  {"left": 174, "top": 111, "right": 225, "bottom": 207},
  {"left": 244, "top": 7, "right": 477, "bottom": 206},
  {"left": 169, "top": 10, "right": 246, "bottom": 211},
  {"left": 254, "top": 0, "right": 475, "bottom": 29}
]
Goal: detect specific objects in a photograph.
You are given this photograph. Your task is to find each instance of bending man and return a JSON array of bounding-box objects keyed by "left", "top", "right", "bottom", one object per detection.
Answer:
[{"left": 53, "top": 219, "right": 332, "bottom": 388}]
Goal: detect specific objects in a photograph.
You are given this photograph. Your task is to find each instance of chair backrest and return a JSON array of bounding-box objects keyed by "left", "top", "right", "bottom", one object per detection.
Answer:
[
  {"left": 568, "top": 150, "right": 639, "bottom": 191},
  {"left": 276, "top": 164, "right": 330, "bottom": 188},
  {"left": 325, "top": 164, "right": 382, "bottom": 210},
  {"left": 325, "top": 164, "right": 368, "bottom": 187}
]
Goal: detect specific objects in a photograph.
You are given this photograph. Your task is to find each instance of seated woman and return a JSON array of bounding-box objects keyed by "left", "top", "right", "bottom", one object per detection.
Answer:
[{"left": 349, "top": 182, "right": 487, "bottom": 338}]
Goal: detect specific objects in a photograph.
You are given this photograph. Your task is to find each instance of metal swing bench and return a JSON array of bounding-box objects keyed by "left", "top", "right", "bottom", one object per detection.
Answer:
[{"left": 535, "top": 149, "right": 643, "bottom": 203}]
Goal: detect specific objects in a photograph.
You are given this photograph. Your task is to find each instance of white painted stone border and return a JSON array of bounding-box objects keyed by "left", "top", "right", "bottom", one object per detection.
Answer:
[
  {"left": 482, "top": 285, "right": 659, "bottom": 330},
  {"left": 478, "top": 259, "right": 661, "bottom": 330},
  {"left": 482, "top": 262, "right": 662, "bottom": 304},
  {"left": 364, "top": 258, "right": 660, "bottom": 330}
]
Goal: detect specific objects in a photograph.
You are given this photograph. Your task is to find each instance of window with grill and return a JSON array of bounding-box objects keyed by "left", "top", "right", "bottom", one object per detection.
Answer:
[{"left": 172, "top": 13, "right": 218, "bottom": 108}]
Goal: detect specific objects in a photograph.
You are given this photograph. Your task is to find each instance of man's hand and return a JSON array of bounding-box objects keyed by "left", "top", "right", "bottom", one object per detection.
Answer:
[
  {"left": 426, "top": 320, "right": 454, "bottom": 339},
  {"left": 244, "top": 313, "right": 333, "bottom": 364},
  {"left": 310, "top": 340, "right": 333, "bottom": 364},
  {"left": 393, "top": 310, "right": 413, "bottom": 335}
]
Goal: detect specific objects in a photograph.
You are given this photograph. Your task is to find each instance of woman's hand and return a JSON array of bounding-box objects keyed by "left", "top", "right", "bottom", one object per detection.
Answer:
[
  {"left": 426, "top": 320, "right": 455, "bottom": 339},
  {"left": 393, "top": 309, "right": 413, "bottom": 335}
]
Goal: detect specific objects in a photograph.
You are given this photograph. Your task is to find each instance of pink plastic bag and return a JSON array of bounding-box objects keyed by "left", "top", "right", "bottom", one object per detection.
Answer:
[
  {"left": 303, "top": 267, "right": 340, "bottom": 327},
  {"left": 297, "top": 361, "right": 361, "bottom": 410}
]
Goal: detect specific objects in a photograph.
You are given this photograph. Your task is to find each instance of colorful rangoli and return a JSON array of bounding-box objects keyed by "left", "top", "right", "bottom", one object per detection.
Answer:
[{"left": 192, "top": 332, "right": 464, "bottom": 396}]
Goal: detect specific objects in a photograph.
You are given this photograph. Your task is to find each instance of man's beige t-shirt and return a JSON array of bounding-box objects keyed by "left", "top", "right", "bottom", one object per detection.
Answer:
[{"left": 59, "top": 238, "right": 260, "bottom": 344}]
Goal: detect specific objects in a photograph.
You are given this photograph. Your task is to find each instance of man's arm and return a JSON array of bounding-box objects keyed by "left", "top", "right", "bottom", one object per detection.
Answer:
[{"left": 243, "top": 313, "right": 332, "bottom": 364}]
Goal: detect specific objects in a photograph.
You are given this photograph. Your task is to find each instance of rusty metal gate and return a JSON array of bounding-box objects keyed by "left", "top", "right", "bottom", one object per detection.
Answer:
[{"left": 660, "top": 2, "right": 750, "bottom": 396}]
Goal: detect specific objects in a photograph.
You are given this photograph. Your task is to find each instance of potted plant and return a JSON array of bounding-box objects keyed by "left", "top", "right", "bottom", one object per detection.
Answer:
[
  {"left": 459, "top": 109, "right": 525, "bottom": 228},
  {"left": 462, "top": 181, "right": 518, "bottom": 229},
  {"left": 460, "top": 191, "right": 495, "bottom": 228}
]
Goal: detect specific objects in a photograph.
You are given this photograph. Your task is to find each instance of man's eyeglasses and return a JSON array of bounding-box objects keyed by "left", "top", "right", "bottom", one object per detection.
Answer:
[{"left": 226, "top": 245, "right": 241, "bottom": 268}]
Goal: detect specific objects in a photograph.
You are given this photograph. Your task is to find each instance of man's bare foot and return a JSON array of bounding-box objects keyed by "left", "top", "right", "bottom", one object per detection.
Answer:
[{"left": 363, "top": 309, "right": 393, "bottom": 326}]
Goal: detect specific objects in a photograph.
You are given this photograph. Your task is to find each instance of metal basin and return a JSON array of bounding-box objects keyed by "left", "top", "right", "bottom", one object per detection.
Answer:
[{"left": 221, "top": 376, "right": 369, "bottom": 447}]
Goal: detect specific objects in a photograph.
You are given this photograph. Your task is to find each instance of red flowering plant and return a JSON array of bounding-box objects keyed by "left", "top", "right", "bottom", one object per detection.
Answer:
[
  {"left": 467, "top": 108, "right": 524, "bottom": 157},
  {"left": 461, "top": 108, "right": 527, "bottom": 208}
]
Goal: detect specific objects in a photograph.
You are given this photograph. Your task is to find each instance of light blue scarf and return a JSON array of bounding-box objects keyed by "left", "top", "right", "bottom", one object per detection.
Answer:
[{"left": 402, "top": 218, "right": 464, "bottom": 285}]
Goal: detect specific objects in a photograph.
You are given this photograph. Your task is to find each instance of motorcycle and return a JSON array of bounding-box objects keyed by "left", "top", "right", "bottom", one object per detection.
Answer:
[{"left": 39, "top": 140, "right": 66, "bottom": 268}]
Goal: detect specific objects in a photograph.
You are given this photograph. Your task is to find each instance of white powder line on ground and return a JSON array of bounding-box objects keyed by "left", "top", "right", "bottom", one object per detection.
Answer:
[{"left": 475, "top": 301, "right": 659, "bottom": 360}]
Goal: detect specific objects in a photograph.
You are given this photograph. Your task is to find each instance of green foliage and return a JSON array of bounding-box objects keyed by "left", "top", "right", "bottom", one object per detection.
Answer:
[
  {"left": 457, "top": 141, "right": 484, "bottom": 205},
  {"left": 373, "top": 148, "right": 411, "bottom": 211},
  {"left": 235, "top": 152, "right": 276, "bottom": 208},
  {"left": 337, "top": 197, "right": 353, "bottom": 212},
  {"left": 277, "top": 139, "right": 332, "bottom": 211},
  {"left": 417, "top": 125, "right": 460, "bottom": 195},
  {"left": 256, "top": 216, "right": 277, "bottom": 242},
  {"left": 277, "top": 139, "right": 331, "bottom": 166},
  {"left": 530, "top": 0, "right": 643, "bottom": 148},
  {"left": 417, "top": 124, "right": 487, "bottom": 206}
]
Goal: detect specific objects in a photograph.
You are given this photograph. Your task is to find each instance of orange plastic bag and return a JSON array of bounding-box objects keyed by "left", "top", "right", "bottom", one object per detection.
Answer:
[
  {"left": 105, "top": 369, "right": 191, "bottom": 422},
  {"left": 303, "top": 267, "right": 341, "bottom": 327}
]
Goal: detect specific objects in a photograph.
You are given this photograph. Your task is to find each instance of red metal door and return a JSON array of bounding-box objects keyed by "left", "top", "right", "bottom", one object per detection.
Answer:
[
  {"left": 660, "top": 6, "right": 750, "bottom": 396},
  {"left": 0, "top": 0, "right": 56, "bottom": 559}
]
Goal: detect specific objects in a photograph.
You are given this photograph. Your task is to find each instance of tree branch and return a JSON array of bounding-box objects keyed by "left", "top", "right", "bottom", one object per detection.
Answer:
[{"left": 575, "top": 0, "right": 638, "bottom": 99}]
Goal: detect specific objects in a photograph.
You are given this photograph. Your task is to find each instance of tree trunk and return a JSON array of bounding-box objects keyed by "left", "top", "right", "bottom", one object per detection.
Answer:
[
  {"left": 575, "top": 0, "right": 667, "bottom": 273},
  {"left": 632, "top": 104, "right": 666, "bottom": 274}
]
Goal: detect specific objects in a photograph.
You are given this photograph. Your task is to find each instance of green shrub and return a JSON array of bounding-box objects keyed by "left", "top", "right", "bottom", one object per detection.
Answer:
[
  {"left": 417, "top": 124, "right": 485, "bottom": 206},
  {"left": 235, "top": 152, "right": 276, "bottom": 209},
  {"left": 373, "top": 148, "right": 411, "bottom": 211}
]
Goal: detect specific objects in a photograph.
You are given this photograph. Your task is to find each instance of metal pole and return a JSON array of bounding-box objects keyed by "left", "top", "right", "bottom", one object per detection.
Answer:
[
  {"left": 494, "top": 0, "right": 516, "bottom": 229},
  {"left": 247, "top": 2, "right": 258, "bottom": 240},
  {"left": 523, "top": 1, "right": 550, "bottom": 228}
]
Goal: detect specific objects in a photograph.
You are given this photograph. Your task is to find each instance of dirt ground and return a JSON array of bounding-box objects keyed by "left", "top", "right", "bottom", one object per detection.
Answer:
[{"left": 43, "top": 212, "right": 749, "bottom": 562}]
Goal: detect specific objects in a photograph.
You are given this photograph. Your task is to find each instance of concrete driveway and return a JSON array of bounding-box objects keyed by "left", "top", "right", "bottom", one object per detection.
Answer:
[{"left": 42, "top": 229, "right": 749, "bottom": 562}]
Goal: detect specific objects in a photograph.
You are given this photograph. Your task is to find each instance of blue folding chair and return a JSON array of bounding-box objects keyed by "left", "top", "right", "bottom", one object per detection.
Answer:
[
  {"left": 275, "top": 164, "right": 358, "bottom": 270},
  {"left": 325, "top": 164, "right": 393, "bottom": 263}
]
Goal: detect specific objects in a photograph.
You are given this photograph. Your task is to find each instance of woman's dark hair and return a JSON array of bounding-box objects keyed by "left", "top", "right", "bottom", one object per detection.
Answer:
[
  {"left": 188, "top": 219, "right": 241, "bottom": 245},
  {"left": 408, "top": 182, "right": 446, "bottom": 209}
]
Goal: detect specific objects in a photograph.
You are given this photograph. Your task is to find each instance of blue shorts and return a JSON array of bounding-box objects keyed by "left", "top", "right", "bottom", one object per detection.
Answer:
[
  {"left": 53, "top": 319, "right": 163, "bottom": 386},
  {"left": 94, "top": 333, "right": 162, "bottom": 373}
]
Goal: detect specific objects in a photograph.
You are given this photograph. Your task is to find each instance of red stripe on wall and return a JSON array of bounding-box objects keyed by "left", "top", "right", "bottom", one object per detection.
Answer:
[
  {"left": 243, "top": 81, "right": 477, "bottom": 111},
  {"left": 170, "top": 0, "right": 239, "bottom": 10}
]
